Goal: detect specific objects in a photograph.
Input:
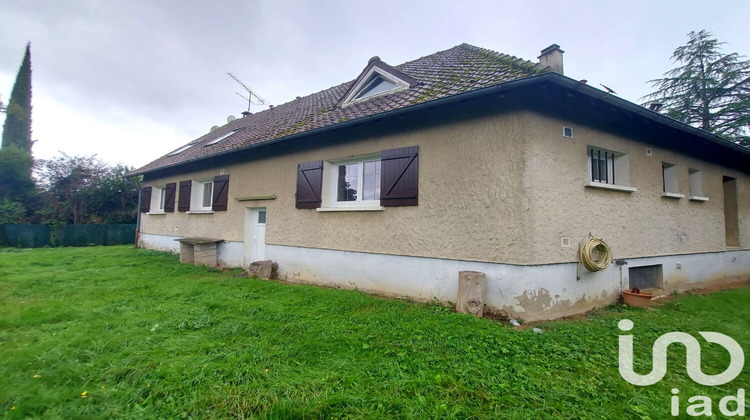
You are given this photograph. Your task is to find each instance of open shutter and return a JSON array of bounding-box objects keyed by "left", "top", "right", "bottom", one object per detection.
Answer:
[
  {"left": 163, "top": 183, "right": 176, "bottom": 212},
  {"left": 296, "top": 160, "right": 323, "bottom": 209},
  {"left": 380, "top": 146, "right": 419, "bottom": 207},
  {"left": 178, "top": 180, "right": 192, "bottom": 212},
  {"left": 212, "top": 175, "right": 229, "bottom": 211},
  {"left": 140, "top": 187, "right": 152, "bottom": 213}
]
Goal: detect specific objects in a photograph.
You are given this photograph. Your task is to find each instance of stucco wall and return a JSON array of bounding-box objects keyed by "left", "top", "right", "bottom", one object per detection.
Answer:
[
  {"left": 522, "top": 111, "right": 749, "bottom": 264},
  {"left": 140, "top": 108, "right": 749, "bottom": 266},
  {"left": 141, "top": 109, "right": 537, "bottom": 264}
]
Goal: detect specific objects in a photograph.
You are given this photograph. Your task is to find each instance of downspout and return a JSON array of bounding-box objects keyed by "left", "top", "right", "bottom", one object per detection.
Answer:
[{"left": 135, "top": 187, "right": 142, "bottom": 247}]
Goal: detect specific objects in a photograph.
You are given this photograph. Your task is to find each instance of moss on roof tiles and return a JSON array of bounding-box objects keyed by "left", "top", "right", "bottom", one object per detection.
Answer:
[{"left": 135, "top": 43, "right": 544, "bottom": 174}]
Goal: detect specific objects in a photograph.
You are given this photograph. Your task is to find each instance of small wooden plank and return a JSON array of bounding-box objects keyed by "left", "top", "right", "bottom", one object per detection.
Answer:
[{"left": 457, "top": 271, "right": 486, "bottom": 317}]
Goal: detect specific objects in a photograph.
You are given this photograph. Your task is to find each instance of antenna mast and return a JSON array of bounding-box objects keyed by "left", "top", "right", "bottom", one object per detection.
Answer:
[{"left": 227, "top": 72, "right": 268, "bottom": 113}]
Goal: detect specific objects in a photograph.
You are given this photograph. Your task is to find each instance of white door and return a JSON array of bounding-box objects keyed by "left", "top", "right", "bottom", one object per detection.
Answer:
[{"left": 244, "top": 208, "right": 267, "bottom": 265}]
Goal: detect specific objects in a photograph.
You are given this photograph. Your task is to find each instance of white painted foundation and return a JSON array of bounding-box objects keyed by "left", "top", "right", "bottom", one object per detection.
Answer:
[
  {"left": 139, "top": 233, "right": 750, "bottom": 321},
  {"left": 139, "top": 233, "right": 243, "bottom": 268}
]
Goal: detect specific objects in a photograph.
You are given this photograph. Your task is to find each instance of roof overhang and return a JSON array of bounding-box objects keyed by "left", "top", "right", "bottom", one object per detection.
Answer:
[{"left": 130, "top": 72, "right": 748, "bottom": 176}]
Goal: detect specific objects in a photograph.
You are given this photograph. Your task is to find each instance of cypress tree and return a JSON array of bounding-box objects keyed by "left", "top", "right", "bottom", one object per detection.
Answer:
[
  {"left": 2, "top": 43, "right": 33, "bottom": 152},
  {"left": 0, "top": 43, "right": 35, "bottom": 203}
]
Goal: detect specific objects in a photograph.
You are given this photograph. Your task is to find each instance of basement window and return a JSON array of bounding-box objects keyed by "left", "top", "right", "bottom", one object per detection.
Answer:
[
  {"left": 586, "top": 146, "right": 635, "bottom": 192},
  {"left": 629, "top": 265, "right": 663, "bottom": 291}
]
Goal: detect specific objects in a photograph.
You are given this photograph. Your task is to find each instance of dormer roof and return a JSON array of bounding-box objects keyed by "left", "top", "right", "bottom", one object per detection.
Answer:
[{"left": 338, "top": 57, "right": 418, "bottom": 107}]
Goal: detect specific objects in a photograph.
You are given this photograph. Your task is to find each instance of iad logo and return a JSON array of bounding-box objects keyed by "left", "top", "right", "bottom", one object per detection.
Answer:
[
  {"left": 618, "top": 319, "right": 746, "bottom": 417},
  {"left": 618, "top": 319, "right": 744, "bottom": 386}
]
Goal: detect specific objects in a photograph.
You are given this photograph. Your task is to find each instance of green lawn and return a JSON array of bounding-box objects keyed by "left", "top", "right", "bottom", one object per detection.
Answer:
[{"left": 0, "top": 246, "right": 747, "bottom": 419}]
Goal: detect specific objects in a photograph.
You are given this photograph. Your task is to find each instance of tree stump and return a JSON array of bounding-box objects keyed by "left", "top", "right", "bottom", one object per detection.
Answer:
[{"left": 457, "top": 271, "right": 486, "bottom": 317}]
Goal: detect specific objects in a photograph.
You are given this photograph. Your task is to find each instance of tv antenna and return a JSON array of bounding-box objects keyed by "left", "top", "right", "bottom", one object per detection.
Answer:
[{"left": 227, "top": 72, "right": 268, "bottom": 113}]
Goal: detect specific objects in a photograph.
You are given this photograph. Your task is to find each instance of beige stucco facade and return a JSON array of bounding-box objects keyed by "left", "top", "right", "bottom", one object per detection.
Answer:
[
  {"left": 141, "top": 108, "right": 749, "bottom": 266},
  {"left": 139, "top": 105, "right": 749, "bottom": 320}
]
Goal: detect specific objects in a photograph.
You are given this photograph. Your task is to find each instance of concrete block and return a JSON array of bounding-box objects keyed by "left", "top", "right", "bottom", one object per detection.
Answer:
[
  {"left": 180, "top": 243, "right": 195, "bottom": 264},
  {"left": 247, "top": 260, "right": 278, "bottom": 280}
]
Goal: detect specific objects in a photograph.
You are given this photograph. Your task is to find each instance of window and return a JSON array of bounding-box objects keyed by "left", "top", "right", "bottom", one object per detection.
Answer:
[
  {"left": 589, "top": 148, "right": 614, "bottom": 184},
  {"left": 341, "top": 65, "right": 414, "bottom": 107},
  {"left": 354, "top": 74, "right": 398, "bottom": 100},
  {"left": 629, "top": 265, "right": 663, "bottom": 290},
  {"left": 563, "top": 126, "right": 573, "bottom": 138},
  {"left": 159, "top": 188, "right": 167, "bottom": 210},
  {"left": 205, "top": 130, "right": 240, "bottom": 146},
  {"left": 202, "top": 182, "right": 213, "bottom": 209},
  {"left": 335, "top": 158, "right": 381, "bottom": 205},
  {"left": 147, "top": 186, "right": 165, "bottom": 213},
  {"left": 299, "top": 146, "right": 419, "bottom": 211},
  {"left": 661, "top": 162, "right": 682, "bottom": 198},
  {"left": 688, "top": 169, "right": 707, "bottom": 200},
  {"left": 167, "top": 142, "right": 197, "bottom": 156},
  {"left": 586, "top": 146, "right": 635, "bottom": 192},
  {"left": 190, "top": 180, "right": 214, "bottom": 211}
]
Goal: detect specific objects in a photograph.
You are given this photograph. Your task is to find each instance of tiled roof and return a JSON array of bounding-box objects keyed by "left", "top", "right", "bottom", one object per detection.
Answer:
[{"left": 134, "top": 43, "right": 547, "bottom": 174}]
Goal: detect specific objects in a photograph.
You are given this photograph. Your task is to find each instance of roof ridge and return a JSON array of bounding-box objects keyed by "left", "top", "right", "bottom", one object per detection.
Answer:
[
  {"left": 460, "top": 43, "right": 548, "bottom": 74},
  {"left": 134, "top": 43, "right": 553, "bottom": 174}
]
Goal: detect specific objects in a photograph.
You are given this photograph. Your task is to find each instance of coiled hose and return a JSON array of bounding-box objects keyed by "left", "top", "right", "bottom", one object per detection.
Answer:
[{"left": 577, "top": 237, "right": 612, "bottom": 279}]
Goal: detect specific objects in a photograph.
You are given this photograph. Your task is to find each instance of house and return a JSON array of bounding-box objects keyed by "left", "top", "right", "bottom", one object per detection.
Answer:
[{"left": 131, "top": 43, "right": 750, "bottom": 321}]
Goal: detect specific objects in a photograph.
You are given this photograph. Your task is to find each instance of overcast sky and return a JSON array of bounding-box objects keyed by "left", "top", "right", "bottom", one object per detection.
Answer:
[{"left": 1, "top": 0, "right": 748, "bottom": 169}]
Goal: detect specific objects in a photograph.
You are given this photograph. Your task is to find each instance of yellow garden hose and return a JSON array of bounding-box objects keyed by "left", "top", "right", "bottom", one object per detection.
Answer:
[{"left": 577, "top": 236, "right": 612, "bottom": 279}]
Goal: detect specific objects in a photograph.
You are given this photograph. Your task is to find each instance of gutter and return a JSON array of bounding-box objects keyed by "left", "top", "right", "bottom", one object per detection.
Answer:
[
  {"left": 547, "top": 74, "right": 750, "bottom": 156},
  {"left": 131, "top": 73, "right": 748, "bottom": 176}
]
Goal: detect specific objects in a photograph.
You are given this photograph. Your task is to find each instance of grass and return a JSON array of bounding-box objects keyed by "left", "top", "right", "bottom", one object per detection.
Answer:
[{"left": 0, "top": 246, "right": 748, "bottom": 419}]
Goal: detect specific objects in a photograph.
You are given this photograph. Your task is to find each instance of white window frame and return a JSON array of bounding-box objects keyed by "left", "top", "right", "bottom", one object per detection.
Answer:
[
  {"left": 586, "top": 146, "right": 636, "bottom": 192},
  {"left": 341, "top": 67, "right": 410, "bottom": 107},
  {"left": 189, "top": 179, "right": 214, "bottom": 212},
  {"left": 147, "top": 185, "right": 166, "bottom": 214},
  {"left": 319, "top": 153, "right": 384, "bottom": 211}
]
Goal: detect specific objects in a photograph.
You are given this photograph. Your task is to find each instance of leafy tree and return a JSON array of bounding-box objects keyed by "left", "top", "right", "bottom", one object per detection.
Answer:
[
  {"left": 84, "top": 164, "right": 141, "bottom": 224},
  {"left": 642, "top": 30, "right": 750, "bottom": 146},
  {"left": 0, "top": 198, "right": 25, "bottom": 224},
  {"left": 37, "top": 153, "right": 140, "bottom": 225},
  {"left": 37, "top": 154, "right": 107, "bottom": 225}
]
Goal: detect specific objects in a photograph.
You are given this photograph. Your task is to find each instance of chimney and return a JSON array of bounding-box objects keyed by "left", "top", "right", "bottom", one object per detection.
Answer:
[{"left": 538, "top": 44, "right": 564, "bottom": 74}]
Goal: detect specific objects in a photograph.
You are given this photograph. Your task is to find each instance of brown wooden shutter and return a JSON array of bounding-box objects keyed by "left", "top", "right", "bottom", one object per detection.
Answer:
[
  {"left": 140, "top": 187, "right": 152, "bottom": 213},
  {"left": 163, "top": 183, "right": 176, "bottom": 212},
  {"left": 178, "top": 180, "right": 192, "bottom": 212},
  {"left": 296, "top": 160, "right": 323, "bottom": 209},
  {"left": 212, "top": 175, "right": 229, "bottom": 211},
  {"left": 380, "top": 146, "right": 419, "bottom": 207}
]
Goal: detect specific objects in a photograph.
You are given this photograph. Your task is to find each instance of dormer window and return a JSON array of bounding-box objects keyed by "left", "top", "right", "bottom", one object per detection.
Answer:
[
  {"left": 354, "top": 74, "right": 399, "bottom": 100},
  {"left": 340, "top": 58, "right": 417, "bottom": 107}
]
